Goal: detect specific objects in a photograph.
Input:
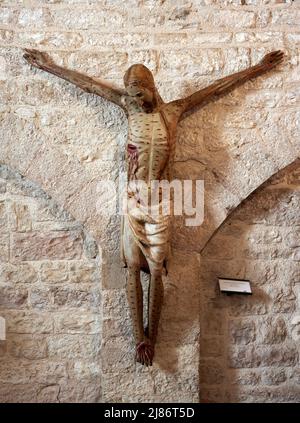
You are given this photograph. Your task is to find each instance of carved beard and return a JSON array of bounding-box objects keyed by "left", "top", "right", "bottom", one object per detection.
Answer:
[
  {"left": 138, "top": 94, "right": 157, "bottom": 113},
  {"left": 141, "top": 100, "right": 154, "bottom": 113}
]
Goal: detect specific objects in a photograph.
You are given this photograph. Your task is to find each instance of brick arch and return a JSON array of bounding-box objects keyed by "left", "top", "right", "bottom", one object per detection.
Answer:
[
  {"left": 0, "top": 140, "right": 122, "bottom": 288},
  {"left": 0, "top": 142, "right": 110, "bottom": 245},
  {"left": 200, "top": 158, "right": 300, "bottom": 254},
  {"left": 173, "top": 104, "right": 299, "bottom": 253},
  {"left": 0, "top": 161, "right": 100, "bottom": 255}
]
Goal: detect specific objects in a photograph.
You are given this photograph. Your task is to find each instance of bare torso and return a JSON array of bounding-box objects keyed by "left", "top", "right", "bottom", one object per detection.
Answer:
[{"left": 124, "top": 97, "right": 181, "bottom": 184}]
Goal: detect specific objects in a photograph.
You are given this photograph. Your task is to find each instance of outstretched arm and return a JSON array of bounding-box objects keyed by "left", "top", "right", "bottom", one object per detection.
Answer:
[
  {"left": 178, "top": 50, "right": 284, "bottom": 116},
  {"left": 23, "top": 49, "right": 126, "bottom": 110}
]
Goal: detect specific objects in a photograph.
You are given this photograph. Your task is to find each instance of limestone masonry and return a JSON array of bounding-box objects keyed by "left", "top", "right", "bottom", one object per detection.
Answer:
[{"left": 0, "top": 0, "right": 299, "bottom": 402}]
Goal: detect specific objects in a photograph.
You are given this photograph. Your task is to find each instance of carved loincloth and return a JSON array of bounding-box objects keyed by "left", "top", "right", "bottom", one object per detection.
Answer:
[{"left": 121, "top": 196, "right": 172, "bottom": 274}]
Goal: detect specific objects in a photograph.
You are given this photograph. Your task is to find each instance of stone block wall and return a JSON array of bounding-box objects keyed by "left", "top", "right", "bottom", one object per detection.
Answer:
[
  {"left": 0, "top": 0, "right": 299, "bottom": 403},
  {"left": 0, "top": 166, "right": 101, "bottom": 402},
  {"left": 200, "top": 161, "right": 300, "bottom": 403}
]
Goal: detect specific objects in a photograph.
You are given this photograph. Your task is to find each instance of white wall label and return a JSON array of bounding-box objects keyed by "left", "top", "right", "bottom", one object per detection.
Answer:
[
  {"left": 218, "top": 278, "right": 252, "bottom": 295},
  {"left": 0, "top": 316, "right": 6, "bottom": 340}
]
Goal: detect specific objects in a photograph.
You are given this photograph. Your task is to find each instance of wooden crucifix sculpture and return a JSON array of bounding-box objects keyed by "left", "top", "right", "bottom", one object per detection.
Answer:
[{"left": 24, "top": 49, "right": 284, "bottom": 366}]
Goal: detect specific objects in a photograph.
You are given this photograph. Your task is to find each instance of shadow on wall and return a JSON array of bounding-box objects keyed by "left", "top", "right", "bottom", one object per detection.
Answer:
[
  {"left": 199, "top": 159, "right": 300, "bottom": 403},
  {"left": 173, "top": 87, "right": 234, "bottom": 255},
  {"left": 0, "top": 165, "right": 102, "bottom": 403},
  {"left": 149, "top": 87, "right": 235, "bottom": 374},
  {"left": 158, "top": 77, "right": 255, "bottom": 372}
]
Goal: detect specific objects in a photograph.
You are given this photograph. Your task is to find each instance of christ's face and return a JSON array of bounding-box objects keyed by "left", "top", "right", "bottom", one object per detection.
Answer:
[
  {"left": 124, "top": 65, "right": 156, "bottom": 112},
  {"left": 126, "top": 80, "right": 154, "bottom": 106}
]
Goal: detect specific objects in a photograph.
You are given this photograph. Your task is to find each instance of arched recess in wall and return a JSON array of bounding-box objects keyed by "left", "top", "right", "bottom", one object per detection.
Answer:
[
  {"left": 0, "top": 164, "right": 102, "bottom": 402},
  {"left": 168, "top": 110, "right": 299, "bottom": 254},
  {"left": 199, "top": 158, "right": 300, "bottom": 403},
  {"left": 200, "top": 158, "right": 300, "bottom": 254}
]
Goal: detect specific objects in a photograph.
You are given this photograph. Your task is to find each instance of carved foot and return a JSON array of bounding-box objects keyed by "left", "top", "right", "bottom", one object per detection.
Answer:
[{"left": 136, "top": 341, "right": 154, "bottom": 366}]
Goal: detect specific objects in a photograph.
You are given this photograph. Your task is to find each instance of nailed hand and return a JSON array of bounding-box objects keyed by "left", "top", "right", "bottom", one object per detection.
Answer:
[
  {"left": 23, "top": 48, "right": 52, "bottom": 68},
  {"left": 260, "top": 50, "right": 284, "bottom": 68}
]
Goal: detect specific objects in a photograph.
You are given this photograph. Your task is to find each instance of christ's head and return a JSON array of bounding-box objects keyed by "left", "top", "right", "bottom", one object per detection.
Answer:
[{"left": 124, "top": 64, "right": 157, "bottom": 111}]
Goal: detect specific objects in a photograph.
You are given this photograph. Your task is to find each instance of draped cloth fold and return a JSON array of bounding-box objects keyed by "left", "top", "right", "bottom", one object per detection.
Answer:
[{"left": 121, "top": 195, "right": 172, "bottom": 274}]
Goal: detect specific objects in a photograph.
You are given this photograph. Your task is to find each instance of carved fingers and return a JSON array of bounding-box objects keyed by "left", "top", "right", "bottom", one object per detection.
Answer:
[
  {"left": 259, "top": 50, "right": 284, "bottom": 69},
  {"left": 23, "top": 48, "right": 52, "bottom": 69}
]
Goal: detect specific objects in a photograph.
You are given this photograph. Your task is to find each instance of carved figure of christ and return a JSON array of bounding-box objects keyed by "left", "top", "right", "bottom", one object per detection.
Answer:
[{"left": 24, "top": 49, "right": 283, "bottom": 366}]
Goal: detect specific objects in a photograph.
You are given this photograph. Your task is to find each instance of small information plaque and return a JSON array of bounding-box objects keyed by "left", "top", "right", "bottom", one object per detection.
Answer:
[
  {"left": 218, "top": 278, "right": 252, "bottom": 295},
  {"left": 0, "top": 317, "right": 5, "bottom": 341}
]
